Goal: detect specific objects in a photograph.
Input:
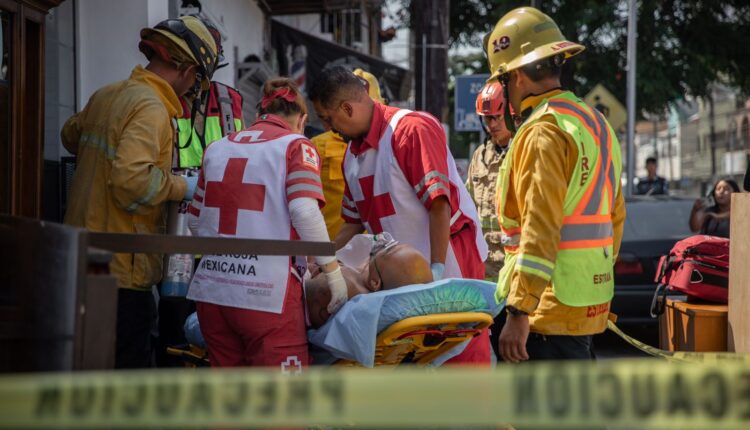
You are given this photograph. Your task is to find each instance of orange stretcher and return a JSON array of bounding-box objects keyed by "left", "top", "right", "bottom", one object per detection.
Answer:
[{"left": 336, "top": 312, "right": 493, "bottom": 367}]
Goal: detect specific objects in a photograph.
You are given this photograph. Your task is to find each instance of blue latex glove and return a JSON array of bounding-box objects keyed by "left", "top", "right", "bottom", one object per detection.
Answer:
[
  {"left": 183, "top": 176, "right": 198, "bottom": 200},
  {"left": 431, "top": 263, "right": 445, "bottom": 281}
]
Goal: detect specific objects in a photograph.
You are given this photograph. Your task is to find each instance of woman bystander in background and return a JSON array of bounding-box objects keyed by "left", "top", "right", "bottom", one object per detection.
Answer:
[{"left": 689, "top": 178, "right": 740, "bottom": 238}]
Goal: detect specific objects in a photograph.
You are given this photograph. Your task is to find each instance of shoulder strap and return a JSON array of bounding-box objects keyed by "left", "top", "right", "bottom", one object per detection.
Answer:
[{"left": 215, "top": 82, "right": 237, "bottom": 136}]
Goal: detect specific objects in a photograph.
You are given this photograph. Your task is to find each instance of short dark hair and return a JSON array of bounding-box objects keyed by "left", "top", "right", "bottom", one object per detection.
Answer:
[
  {"left": 520, "top": 54, "right": 564, "bottom": 82},
  {"left": 646, "top": 157, "right": 657, "bottom": 165},
  {"left": 308, "top": 66, "right": 367, "bottom": 107}
]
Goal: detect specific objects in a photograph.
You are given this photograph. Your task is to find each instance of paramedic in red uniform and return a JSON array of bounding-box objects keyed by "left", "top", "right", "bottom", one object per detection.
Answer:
[
  {"left": 186, "top": 78, "right": 347, "bottom": 370},
  {"left": 309, "top": 66, "right": 492, "bottom": 365}
]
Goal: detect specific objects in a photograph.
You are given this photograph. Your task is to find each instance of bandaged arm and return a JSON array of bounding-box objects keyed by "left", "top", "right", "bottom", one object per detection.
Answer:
[{"left": 289, "top": 197, "right": 347, "bottom": 313}]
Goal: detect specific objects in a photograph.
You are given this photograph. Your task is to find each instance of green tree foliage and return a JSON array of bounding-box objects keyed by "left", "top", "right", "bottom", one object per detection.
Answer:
[{"left": 447, "top": 0, "right": 750, "bottom": 114}]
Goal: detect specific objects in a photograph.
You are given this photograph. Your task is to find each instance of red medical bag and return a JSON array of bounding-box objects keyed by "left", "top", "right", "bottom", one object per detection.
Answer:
[{"left": 650, "top": 235, "right": 730, "bottom": 316}]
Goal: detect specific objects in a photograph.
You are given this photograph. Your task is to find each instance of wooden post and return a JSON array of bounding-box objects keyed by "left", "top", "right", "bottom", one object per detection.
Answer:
[{"left": 728, "top": 193, "right": 750, "bottom": 352}]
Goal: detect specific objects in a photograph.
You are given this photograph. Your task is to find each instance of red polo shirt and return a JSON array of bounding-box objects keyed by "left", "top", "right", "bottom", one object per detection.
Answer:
[{"left": 341, "top": 103, "right": 471, "bottom": 234}]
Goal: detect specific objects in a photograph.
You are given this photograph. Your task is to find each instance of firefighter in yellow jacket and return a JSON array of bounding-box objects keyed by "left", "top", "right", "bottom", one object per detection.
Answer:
[
  {"left": 62, "top": 16, "right": 219, "bottom": 368},
  {"left": 486, "top": 7, "right": 626, "bottom": 362},
  {"left": 466, "top": 81, "right": 512, "bottom": 281},
  {"left": 311, "top": 68, "right": 384, "bottom": 239}
]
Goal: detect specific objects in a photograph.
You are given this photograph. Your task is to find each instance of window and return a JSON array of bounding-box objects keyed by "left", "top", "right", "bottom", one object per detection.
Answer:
[
  {"left": 1, "top": 10, "right": 11, "bottom": 214},
  {"left": 320, "top": 9, "right": 363, "bottom": 50},
  {"left": 0, "top": 1, "right": 57, "bottom": 218},
  {"left": 1, "top": 10, "right": 9, "bottom": 80}
]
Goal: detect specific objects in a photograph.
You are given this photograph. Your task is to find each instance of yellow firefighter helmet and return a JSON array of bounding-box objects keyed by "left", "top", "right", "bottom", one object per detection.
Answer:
[{"left": 485, "top": 7, "right": 584, "bottom": 82}]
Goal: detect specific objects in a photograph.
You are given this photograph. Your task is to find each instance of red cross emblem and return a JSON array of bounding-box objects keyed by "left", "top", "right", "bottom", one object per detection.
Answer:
[
  {"left": 204, "top": 158, "right": 266, "bottom": 235},
  {"left": 301, "top": 143, "right": 319, "bottom": 168},
  {"left": 281, "top": 355, "right": 303, "bottom": 375},
  {"left": 355, "top": 175, "right": 395, "bottom": 233}
]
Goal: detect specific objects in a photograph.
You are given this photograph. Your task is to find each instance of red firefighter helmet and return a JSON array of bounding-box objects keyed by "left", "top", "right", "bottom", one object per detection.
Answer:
[{"left": 475, "top": 81, "right": 506, "bottom": 116}]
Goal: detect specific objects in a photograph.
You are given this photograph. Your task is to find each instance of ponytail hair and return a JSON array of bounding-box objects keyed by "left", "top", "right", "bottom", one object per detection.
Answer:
[{"left": 258, "top": 78, "right": 307, "bottom": 117}]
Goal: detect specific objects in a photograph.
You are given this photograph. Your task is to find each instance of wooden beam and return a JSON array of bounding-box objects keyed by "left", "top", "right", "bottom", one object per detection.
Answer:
[
  {"left": 728, "top": 193, "right": 750, "bottom": 352},
  {"left": 267, "top": 0, "right": 379, "bottom": 15},
  {"left": 88, "top": 232, "right": 335, "bottom": 257}
]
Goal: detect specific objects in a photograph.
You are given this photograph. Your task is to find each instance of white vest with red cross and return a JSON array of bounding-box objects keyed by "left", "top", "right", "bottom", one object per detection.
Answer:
[
  {"left": 343, "top": 109, "right": 488, "bottom": 278},
  {"left": 187, "top": 130, "right": 304, "bottom": 314}
]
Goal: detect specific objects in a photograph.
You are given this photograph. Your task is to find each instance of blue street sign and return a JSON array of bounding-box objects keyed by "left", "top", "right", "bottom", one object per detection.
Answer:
[{"left": 454, "top": 74, "right": 489, "bottom": 132}]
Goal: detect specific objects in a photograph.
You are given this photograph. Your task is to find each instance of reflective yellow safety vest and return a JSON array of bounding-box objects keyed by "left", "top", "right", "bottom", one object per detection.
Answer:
[
  {"left": 177, "top": 82, "right": 244, "bottom": 168},
  {"left": 496, "top": 91, "right": 622, "bottom": 306}
]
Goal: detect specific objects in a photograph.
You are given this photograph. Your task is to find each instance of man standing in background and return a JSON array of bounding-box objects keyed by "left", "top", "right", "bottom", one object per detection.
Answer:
[
  {"left": 635, "top": 157, "right": 668, "bottom": 195},
  {"left": 466, "top": 81, "right": 512, "bottom": 281}
]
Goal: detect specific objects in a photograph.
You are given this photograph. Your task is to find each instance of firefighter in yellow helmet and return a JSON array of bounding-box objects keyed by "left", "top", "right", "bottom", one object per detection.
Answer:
[
  {"left": 62, "top": 15, "right": 218, "bottom": 368},
  {"left": 486, "top": 8, "right": 626, "bottom": 362},
  {"left": 311, "top": 68, "right": 384, "bottom": 239},
  {"left": 353, "top": 68, "right": 385, "bottom": 103},
  {"left": 175, "top": 21, "right": 245, "bottom": 169}
]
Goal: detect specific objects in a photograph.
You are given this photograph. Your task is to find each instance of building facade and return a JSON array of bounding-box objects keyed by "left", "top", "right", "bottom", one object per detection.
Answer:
[
  {"left": 633, "top": 85, "right": 750, "bottom": 196},
  {"left": 23, "top": 0, "right": 402, "bottom": 221}
]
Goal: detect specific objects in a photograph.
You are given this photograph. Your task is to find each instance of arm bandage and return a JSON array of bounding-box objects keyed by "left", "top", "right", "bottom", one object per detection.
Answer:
[{"left": 289, "top": 197, "right": 336, "bottom": 266}]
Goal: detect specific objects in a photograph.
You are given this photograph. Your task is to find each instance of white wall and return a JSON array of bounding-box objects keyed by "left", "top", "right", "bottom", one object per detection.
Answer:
[
  {"left": 45, "top": 0, "right": 265, "bottom": 162},
  {"left": 197, "top": 0, "right": 265, "bottom": 87},
  {"left": 382, "top": 0, "right": 409, "bottom": 68},
  {"left": 44, "top": 0, "right": 77, "bottom": 160},
  {"left": 75, "top": 0, "right": 264, "bottom": 104},
  {"left": 76, "top": 0, "right": 168, "bottom": 109},
  {"left": 274, "top": 14, "right": 320, "bottom": 36}
]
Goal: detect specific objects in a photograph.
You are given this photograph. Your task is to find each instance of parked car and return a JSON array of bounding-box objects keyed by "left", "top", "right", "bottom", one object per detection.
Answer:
[{"left": 611, "top": 195, "right": 695, "bottom": 326}]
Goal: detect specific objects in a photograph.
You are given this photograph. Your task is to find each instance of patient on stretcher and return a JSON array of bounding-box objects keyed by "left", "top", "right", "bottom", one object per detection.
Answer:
[
  {"left": 183, "top": 233, "right": 498, "bottom": 366},
  {"left": 306, "top": 238, "right": 433, "bottom": 328},
  {"left": 184, "top": 234, "right": 433, "bottom": 345}
]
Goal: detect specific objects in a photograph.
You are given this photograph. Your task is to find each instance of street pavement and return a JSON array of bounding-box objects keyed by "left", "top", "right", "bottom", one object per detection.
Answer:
[{"left": 594, "top": 325, "right": 656, "bottom": 359}]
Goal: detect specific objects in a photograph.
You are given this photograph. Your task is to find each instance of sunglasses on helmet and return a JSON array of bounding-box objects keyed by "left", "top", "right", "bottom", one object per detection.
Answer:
[{"left": 156, "top": 18, "right": 217, "bottom": 79}]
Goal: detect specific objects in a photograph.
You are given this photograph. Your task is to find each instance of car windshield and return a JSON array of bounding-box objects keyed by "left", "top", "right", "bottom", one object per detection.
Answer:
[{"left": 622, "top": 198, "right": 694, "bottom": 241}]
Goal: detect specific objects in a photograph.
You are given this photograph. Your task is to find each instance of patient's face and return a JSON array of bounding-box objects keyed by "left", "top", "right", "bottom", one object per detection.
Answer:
[{"left": 306, "top": 243, "right": 433, "bottom": 329}]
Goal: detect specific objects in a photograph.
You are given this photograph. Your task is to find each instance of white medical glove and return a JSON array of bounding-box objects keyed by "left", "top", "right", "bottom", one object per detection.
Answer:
[
  {"left": 431, "top": 263, "right": 445, "bottom": 281},
  {"left": 325, "top": 266, "right": 348, "bottom": 313},
  {"left": 183, "top": 176, "right": 199, "bottom": 200}
]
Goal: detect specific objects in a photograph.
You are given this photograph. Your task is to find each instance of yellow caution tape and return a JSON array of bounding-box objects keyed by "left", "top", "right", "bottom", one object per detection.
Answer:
[
  {"left": 607, "top": 320, "right": 750, "bottom": 363},
  {"left": 2, "top": 360, "right": 750, "bottom": 428}
]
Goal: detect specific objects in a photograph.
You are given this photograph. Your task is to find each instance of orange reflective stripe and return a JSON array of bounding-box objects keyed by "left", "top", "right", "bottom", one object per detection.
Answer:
[
  {"left": 549, "top": 99, "right": 602, "bottom": 214},
  {"left": 589, "top": 103, "right": 616, "bottom": 213},
  {"left": 549, "top": 98, "right": 618, "bottom": 216},
  {"left": 583, "top": 106, "right": 612, "bottom": 215},
  {"left": 597, "top": 110, "right": 616, "bottom": 212},
  {"left": 589, "top": 104, "right": 615, "bottom": 213},
  {"left": 548, "top": 100, "right": 600, "bottom": 145},
  {"left": 563, "top": 214, "right": 611, "bottom": 224},
  {"left": 559, "top": 237, "right": 614, "bottom": 250},
  {"left": 501, "top": 226, "right": 521, "bottom": 235}
]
